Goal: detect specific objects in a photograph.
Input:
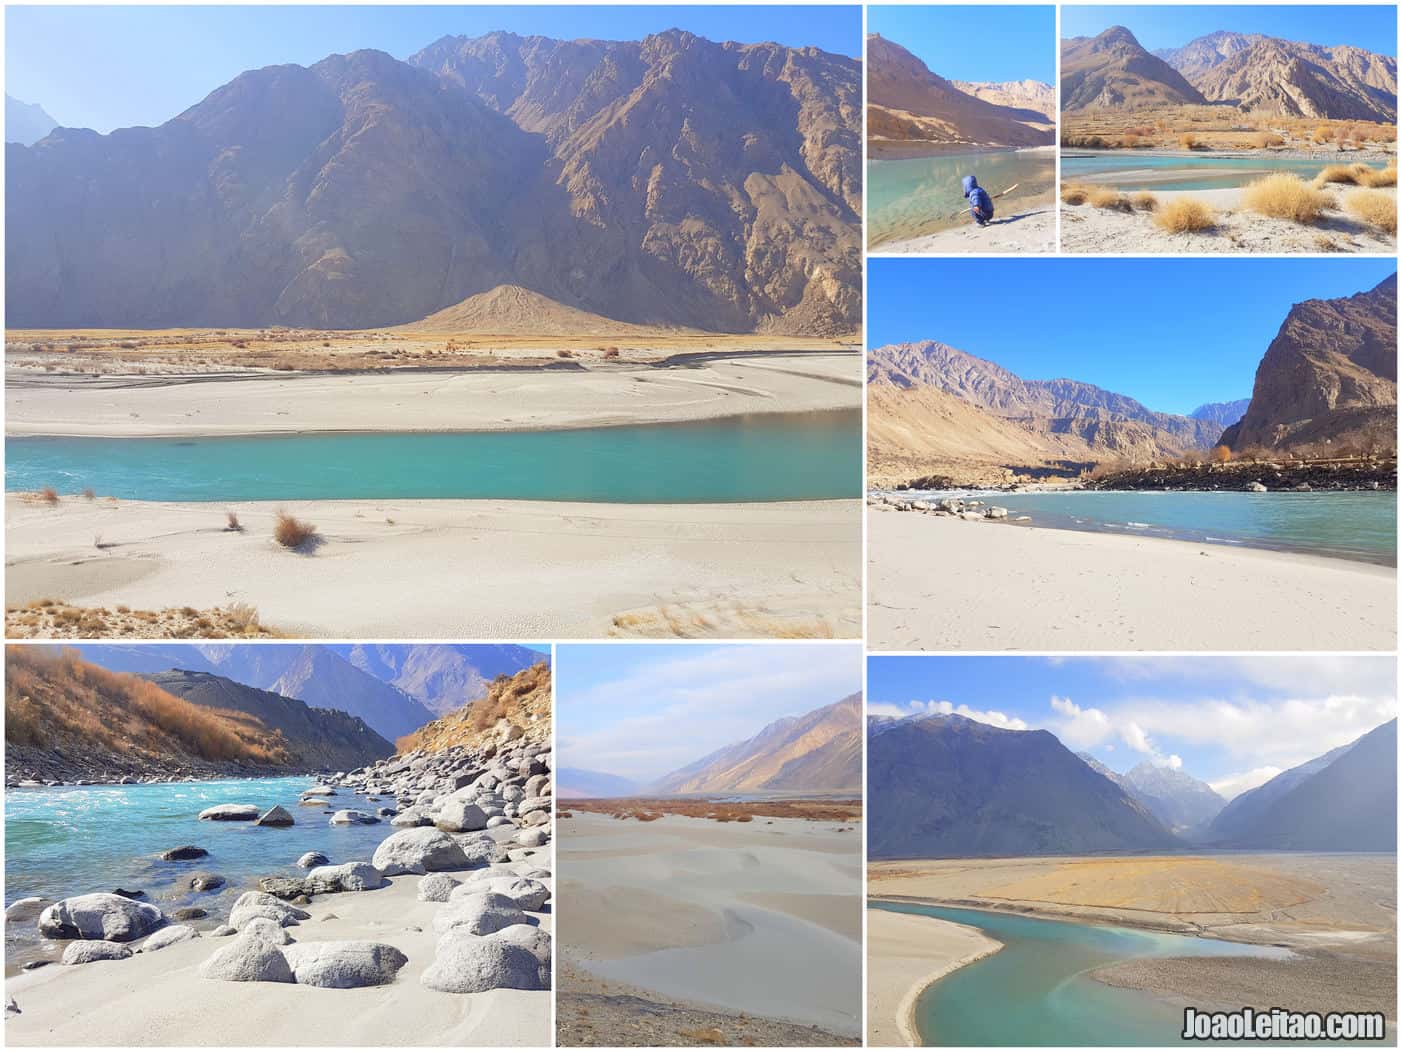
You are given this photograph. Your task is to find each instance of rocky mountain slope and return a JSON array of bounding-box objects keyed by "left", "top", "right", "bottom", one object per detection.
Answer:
[
  {"left": 142, "top": 669, "right": 394, "bottom": 770},
  {"left": 5, "top": 95, "right": 57, "bottom": 146},
  {"left": 1155, "top": 31, "right": 1397, "bottom": 122},
  {"left": 869, "top": 714, "right": 1179, "bottom": 857},
  {"left": 1061, "top": 26, "right": 1207, "bottom": 110},
  {"left": 333, "top": 644, "right": 542, "bottom": 717},
  {"left": 867, "top": 340, "right": 1219, "bottom": 484},
  {"left": 8, "top": 30, "right": 860, "bottom": 335},
  {"left": 1207, "top": 719, "right": 1397, "bottom": 851},
  {"left": 5, "top": 648, "right": 296, "bottom": 783},
  {"left": 952, "top": 79, "right": 1055, "bottom": 122},
  {"left": 868, "top": 35, "right": 1054, "bottom": 151},
  {"left": 395, "top": 662, "right": 551, "bottom": 754},
  {"left": 1189, "top": 398, "right": 1252, "bottom": 431},
  {"left": 1221, "top": 274, "right": 1397, "bottom": 453},
  {"left": 651, "top": 693, "right": 862, "bottom": 794}
]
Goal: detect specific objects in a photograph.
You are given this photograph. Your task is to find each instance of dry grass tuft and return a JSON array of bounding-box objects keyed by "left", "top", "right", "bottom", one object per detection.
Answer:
[
  {"left": 1243, "top": 174, "right": 1331, "bottom": 224},
  {"left": 1087, "top": 187, "right": 1132, "bottom": 212},
  {"left": 38, "top": 487, "right": 59, "bottom": 505},
  {"left": 1344, "top": 190, "right": 1398, "bottom": 235},
  {"left": 1129, "top": 191, "right": 1158, "bottom": 212},
  {"left": 1060, "top": 183, "right": 1091, "bottom": 206},
  {"left": 225, "top": 510, "right": 243, "bottom": 532},
  {"left": 1153, "top": 198, "right": 1216, "bottom": 233},
  {"left": 273, "top": 511, "right": 318, "bottom": 550}
]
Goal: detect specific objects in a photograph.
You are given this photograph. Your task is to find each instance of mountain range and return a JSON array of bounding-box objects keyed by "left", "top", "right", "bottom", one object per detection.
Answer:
[
  {"left": 868, "top": 714, "right": 1180, "bottom": 858},
  {"left": 651, "top": 693, "right": 862, "bottom": 794},
  {"left": 557, "top": 768, "right": 643, "bottom": 800},
  {"left": 1221, "top": 274, "right": 1397, "bottom": 454},
  {"left": 869, "top": 712, "right": 1397, "bottom": 858},
  {"left": 868, "top": 273, "right": 1397, "bottom": 485},
  {"left": 867, "top": 340, "right": 1221, "bottom": 484},
  {"left": 6, "top": 30, "right": 860, "bottom": 335},
  {"left": 867, "top": 35, "right": 1054, "bottom": 153},
  {"left": 5, "top": 95, "right": 58, "bottom": 146},
  {"left": 1063, "top": 25, "right": 1396, "bottom": 121},
  {"left": 67, "top": 643, "right": 542, "bottom": 741},
  {"left": 1155, "top": 30, "right": 1398, "bottom": 122},
  {"left": 1207, "top": 719, "right": 1397, "bottom": 851}
]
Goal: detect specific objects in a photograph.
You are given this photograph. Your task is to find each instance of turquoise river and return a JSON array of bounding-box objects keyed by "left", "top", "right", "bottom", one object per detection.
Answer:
[
  {"left": 875, "top": 901, "right": 1302, "bottom": 1046},
  {"left": 4, "top": 411, "right": 861, "bottom": 503},
  {"left": 899, "top": 489, "right": 1397, "bottom": 565},
  {"left": 5, "top": 777, "right": 389, "bottom": 971}
]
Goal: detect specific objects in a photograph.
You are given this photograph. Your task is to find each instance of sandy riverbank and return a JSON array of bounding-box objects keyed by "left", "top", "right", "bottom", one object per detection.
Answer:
[
  {"left": 866, "top": 905, "right": 1001, "bottom": 1047},
  {"left": 5, "top": 863, "right": 552, "bottom": 1047},
  {"left": 6, "top": 496, "right": 861, "bottom": 639},
  {"left": 1062, "top": 183, "right": 1396, "bottom": 253},
  {"left": 557, "top": 811, "right": 862, "bottom": 1044},
  {"left": 867, "top": 507, "right": 1396, "bottom": 650},
  {"left": 874, "top": 206, "right": 1056, "bottom": 254},
  {"left": 4, "top": 354, "right": 859, "bottom": 438}
]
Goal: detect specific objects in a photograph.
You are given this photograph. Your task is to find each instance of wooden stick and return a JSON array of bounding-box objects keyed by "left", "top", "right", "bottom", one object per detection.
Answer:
[{"left": 991, "top": 182, "right": 1021, "bottom": 199}]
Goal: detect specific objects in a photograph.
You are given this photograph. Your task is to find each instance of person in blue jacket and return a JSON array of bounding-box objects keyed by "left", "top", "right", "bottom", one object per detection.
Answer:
[{"left": 962, "top": 175, "right": 994, "bottom": 226}]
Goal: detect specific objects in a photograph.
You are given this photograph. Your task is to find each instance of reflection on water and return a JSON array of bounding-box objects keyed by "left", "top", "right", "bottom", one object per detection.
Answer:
[{"left": 869, "top": 149, "right": 1055, "bottom": 247}]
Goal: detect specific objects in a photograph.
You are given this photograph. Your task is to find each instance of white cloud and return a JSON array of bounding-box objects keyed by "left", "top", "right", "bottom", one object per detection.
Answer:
[
  {"left": 1047, "top": 695, "right": 1113, "bottom": 748},
  {"left": 1210, "top": 766, "right": 1283, "bottom": 801},
  {"left": 869, "top": 699, "right": 1028, "bottom": 730},
  {"left": 1166, "top": 754, "right": 1182, "bottom": 770},
  {"left": 1120, "top": 721, "right": 1155, "bottom": 756}
]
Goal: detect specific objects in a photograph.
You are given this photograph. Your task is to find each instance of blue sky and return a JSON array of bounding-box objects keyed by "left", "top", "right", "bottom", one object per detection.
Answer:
[
  {"left": 556, "top": 643, "right": 862, "bottom": 782},
  {"left": 868, "top": 258, "right": 1398, "bottom": 415},
  {"left": 5, "top": 5, "right": 861, "bottom": 133},
  {"left": 1062, "top": 5, "right": 1397, "bottom": 55},
  {"left": 869, "top": 656, "right": 1397, "bottom": 800},
  {"left": 869, "top": 5, "right": 1054, "bottom": 84}
]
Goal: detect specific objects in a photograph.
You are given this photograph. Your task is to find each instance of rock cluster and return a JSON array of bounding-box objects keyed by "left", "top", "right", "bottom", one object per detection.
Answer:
[
  {"left": 871, "top": 494, "right": 1011, "bottom": 521},
  {"left": 23, "top": 732, "right": 553, "bottom": 1002}
]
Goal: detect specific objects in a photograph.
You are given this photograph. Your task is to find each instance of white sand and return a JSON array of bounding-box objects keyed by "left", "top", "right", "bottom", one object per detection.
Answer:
[
  {"left": 866, "top": 905, "right": 1002, "bottom": 1047},
  {"left": 6, "top": 495, "right": 861, "bottom": 639},
  {"left": 1062, "top": 184, "right": 1397, "bottom": 254},
  {"left": 5, "top": 353, "right": 860, "bottom": 437},
  {"left": 558, "top": 811, "right": 862, "bottom": 1037},
  {"left": 4, "top": 872, "right": 552, "bottom": 1047},
  {"left": 875, "top": 206, "right": 1056, "bottom": 255},
  {"left": 868, "top": 508, "right": 1396, "bottom": 650}
]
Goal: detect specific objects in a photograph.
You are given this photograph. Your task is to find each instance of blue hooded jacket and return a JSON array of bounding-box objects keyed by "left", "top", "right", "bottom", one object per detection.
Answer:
[{"left": 963, "top": 175, "right": 993, "bottom": 221}]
